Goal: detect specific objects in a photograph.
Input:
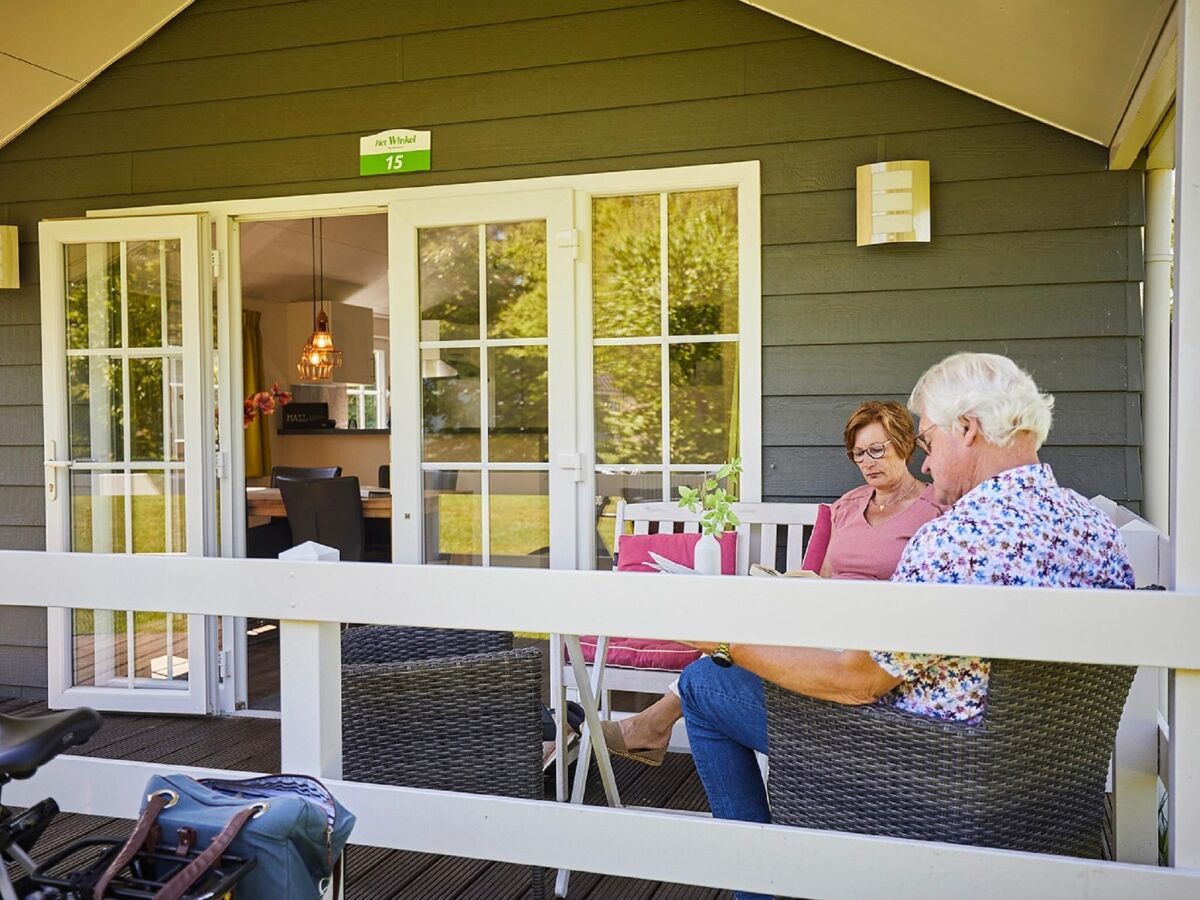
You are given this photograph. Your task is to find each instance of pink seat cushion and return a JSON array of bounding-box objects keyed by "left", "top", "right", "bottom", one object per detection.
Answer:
[
  {"left": 800, "top": 504, "right": 832, "bottom": 572},
  {"left": 615, "top": 531, "right": 737, "bottom": 574},
  {"left": 578, "top": 531, "right": 737, "bottom": 671}
]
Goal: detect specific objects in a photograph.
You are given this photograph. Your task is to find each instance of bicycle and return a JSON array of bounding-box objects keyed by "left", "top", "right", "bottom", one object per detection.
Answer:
[{"left": 1, "top": 707, "right": 253, "bottom": 899}]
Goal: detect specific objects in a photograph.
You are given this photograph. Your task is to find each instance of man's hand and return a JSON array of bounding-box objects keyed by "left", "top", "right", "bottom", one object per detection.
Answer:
[{"left": 681, "top": 640, "right": 721, "bottom": 655}]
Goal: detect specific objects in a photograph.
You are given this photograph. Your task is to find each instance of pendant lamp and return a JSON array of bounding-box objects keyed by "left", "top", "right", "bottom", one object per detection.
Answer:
[{"left": 296, "top": 219, "right": 344, "bottom": 381}]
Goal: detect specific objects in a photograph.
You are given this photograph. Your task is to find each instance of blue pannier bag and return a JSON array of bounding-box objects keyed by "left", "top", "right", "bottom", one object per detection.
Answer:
[{"left": 138, "top": 773, "right": 355, "bottom": 899}]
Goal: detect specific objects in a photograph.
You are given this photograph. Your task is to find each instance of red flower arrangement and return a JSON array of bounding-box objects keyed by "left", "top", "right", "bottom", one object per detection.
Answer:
[{"left": 244, "top": 382, "right": 292, "bottom": 427}]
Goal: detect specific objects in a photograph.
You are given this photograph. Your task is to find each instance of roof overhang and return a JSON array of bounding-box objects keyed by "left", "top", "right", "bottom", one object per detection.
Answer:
[
  {"left": 0, "top": 0, "right": 192, "bottom": 151},
  {"left": 743, "top": 1, "right": 1178, "bottom": 168}
]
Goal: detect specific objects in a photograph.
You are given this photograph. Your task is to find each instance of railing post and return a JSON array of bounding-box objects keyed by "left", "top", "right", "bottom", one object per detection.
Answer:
[
  {"left": 1115, "top": 666, "right": 1161, "bottom": 863},
  {"left": 279, "top": 620, "right": 343, "bottom": 779}
]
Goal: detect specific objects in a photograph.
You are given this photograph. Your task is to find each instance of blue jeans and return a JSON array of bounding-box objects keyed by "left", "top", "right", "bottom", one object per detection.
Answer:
[{"left": 678, "top": 656, "right": 771, "bottom": 900}]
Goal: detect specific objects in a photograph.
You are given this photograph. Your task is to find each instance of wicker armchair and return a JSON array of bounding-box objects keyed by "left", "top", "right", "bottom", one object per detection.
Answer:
[
  {"left": 341, "top": 626, "right": 545, "bottom": 898},
  {"left": 765, "top": 658, "right": 1136, "bottom": 858}
]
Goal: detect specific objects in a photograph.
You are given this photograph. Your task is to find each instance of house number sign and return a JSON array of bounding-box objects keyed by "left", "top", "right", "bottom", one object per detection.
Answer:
[{"left": 359, "top": 129, "right": 432, "bottom": 176}]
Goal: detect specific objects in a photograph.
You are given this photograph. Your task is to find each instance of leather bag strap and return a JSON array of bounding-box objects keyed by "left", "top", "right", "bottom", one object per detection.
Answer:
[
  {"left": 153, "top": 805, "right": 257, "bottom": 900},
  {"left": 93, "top": 792, "right": 171, "bottom": 900}
]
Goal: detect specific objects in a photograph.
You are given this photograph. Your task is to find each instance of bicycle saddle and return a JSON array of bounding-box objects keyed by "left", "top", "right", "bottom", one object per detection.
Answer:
[{"left": 0, "top": 707, "right": 103, "bottom": 780}]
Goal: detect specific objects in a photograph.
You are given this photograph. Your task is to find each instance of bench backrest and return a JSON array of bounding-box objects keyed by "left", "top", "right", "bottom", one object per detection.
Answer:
[{"left": 614, "top": 500, "right": 822, "bottom": 575}]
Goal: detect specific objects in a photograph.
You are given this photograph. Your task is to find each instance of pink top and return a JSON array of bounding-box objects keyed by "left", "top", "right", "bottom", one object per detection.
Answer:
[{"left": 825, "top": 483, "right": 946, "bottom": 580}]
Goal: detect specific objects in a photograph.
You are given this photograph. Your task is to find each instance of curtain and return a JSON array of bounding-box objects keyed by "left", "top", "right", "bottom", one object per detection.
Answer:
[{"left": 243, "top": 309, "right": 271, "bottom": 477}]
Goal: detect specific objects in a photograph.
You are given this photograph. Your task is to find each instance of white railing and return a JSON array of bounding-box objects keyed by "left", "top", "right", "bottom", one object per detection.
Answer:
[{"left": 4, "top": 550, "right": 1200, "bottom": 898}]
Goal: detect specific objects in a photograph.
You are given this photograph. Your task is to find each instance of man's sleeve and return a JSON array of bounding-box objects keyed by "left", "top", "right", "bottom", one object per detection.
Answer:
[{"left": 876, "top": 521, "right": 947, "bottom": 680}]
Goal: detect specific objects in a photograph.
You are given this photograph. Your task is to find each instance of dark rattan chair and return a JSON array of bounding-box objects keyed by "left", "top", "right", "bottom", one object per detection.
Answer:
[
  {"left": 341, "top": 626, "right": 545, "bottom": 898},
  {"left": 765, "top": 658, "right": 1136, "bottom": 858},
  {"left": 279, "top": 475, "right": 365, "bottom": 562}
]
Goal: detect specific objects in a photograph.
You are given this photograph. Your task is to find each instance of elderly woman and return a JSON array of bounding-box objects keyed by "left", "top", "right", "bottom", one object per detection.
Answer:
[{"left": 601, "top": 400, "right": 945, "bottom": 767}]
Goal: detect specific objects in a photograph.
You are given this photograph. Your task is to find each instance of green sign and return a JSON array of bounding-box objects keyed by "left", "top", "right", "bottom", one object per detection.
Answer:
[{"left": 359, "top": 129, "right": 431, "bottom": 176}]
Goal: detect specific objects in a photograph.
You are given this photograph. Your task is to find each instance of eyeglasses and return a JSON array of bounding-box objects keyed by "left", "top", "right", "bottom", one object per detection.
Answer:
[
  {"left": 915, "top": 424, "right": 935, "bottom": 455},
  {"left": 847, "top": 439, "right": 893, "bottom": 463}
]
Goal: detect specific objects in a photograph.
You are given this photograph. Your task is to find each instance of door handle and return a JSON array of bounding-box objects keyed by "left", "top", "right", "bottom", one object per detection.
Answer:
[{"left": 43, "top": 440, "right": 73, "bottom": 500}]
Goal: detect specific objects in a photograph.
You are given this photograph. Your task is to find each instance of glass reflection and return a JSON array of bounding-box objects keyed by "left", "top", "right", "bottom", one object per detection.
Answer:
[
  {"left": 127, "top": 240, "right": 163, "bottom": 348},
  {"left": 68, "top": 357, "right": 124, "bottom": 462},
  {"left": 487, "top": 221, "right": 546, "bottom": 338},
  {"left": 668, "top": 189, "right": 738, "bottom": 335},
  {"left": 423, "top": 470, "right": 482, "bottom": 566},
  {"left": 669, "top": 342, "right": 738, "bottom": 464},
  {"left": 65, "top": 242, "right": 121, "bottom": 351},
  {"left": 592, "top": 195, "right": 660, "bottom": 338},
  {"left": 489, "top": 471, "right": 549, "bottom": 569},
  {"left": 419, "top": 226, "right": 479, "bottom": 341},
  {"left": 422, "top": 348, "right": 480, "bottom": 462},
  {"left": 592, "top": 471, "right": 665, "bottom": 569},
  {"left": 593, "top": 345, "right": 661, "bottom": 464},
  {"left": 70, "top": 471, "right": 127, "bottom": 554},
  {"left": 489, "top": 346, "right": 548, "bottom": 462}
]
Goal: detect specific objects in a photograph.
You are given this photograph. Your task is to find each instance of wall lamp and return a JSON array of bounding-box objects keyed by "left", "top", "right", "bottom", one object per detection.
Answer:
[{"left": 856, "top": 160, "right": 931, "bottom": 246}]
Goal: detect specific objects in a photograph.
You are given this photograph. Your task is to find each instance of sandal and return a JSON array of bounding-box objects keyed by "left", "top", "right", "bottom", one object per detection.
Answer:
[{"left": 600, "top": 719, "right": 668, "bottom": 768}]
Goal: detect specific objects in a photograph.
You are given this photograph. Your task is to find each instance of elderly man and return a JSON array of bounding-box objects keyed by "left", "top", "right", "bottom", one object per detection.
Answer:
[{"left": 678, "top": 352, "right": 1134, "bottom": 900}]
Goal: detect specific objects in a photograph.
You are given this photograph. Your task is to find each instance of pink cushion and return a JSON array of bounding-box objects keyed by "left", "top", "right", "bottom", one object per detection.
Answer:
[
  {"left": 577, "top": 532, "right": 737, "bottom": 670},
  {"left": 800, "top": 504, "right": 832, "bottom": 572},
  {"left": 576, "top": 635, "right": 703, "bottom": 671},
  {"left": 615, "top": 531, "right": 737, "bottom": 575}
]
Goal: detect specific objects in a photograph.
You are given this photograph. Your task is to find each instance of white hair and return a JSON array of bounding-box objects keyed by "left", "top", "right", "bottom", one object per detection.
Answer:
[{"left": 909, "top": 352, "right": 1054, "bottom": 449}]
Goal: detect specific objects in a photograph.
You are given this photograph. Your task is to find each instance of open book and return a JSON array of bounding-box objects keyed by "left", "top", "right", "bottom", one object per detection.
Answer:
[{"left": 749, "top": 563, "right": 821, "bottom": 578}]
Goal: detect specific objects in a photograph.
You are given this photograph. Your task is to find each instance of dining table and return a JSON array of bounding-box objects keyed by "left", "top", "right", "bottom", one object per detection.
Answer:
[{"left": 245, "top": 485, "right": 392, "bottom": 518}]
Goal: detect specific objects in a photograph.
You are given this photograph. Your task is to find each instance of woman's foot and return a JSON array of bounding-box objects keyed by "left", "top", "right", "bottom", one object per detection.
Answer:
[{"left": 601, "top": 693, "right": 681, "bottom": 765}]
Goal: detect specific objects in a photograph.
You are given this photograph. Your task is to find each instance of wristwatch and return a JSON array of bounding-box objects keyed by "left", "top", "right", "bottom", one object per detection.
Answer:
[{"left": 711, "top": 642, "right": 734, "bottom": 668}]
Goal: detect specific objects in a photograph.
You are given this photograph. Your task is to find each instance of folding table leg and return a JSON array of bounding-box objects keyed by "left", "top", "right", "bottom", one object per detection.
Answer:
[{"left": 556, "top": 634, "right": 621, "bottom": 897}]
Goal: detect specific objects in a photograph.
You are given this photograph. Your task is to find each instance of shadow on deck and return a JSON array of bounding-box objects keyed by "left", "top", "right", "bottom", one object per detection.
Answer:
[{"left": 0, "top": 696, "right": 728, "bottom": 899}]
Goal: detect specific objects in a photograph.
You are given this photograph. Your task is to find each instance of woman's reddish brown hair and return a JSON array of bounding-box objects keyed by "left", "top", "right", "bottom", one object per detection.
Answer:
[{"left": 843, "top": 400, "right": 917, "bottom": 461}]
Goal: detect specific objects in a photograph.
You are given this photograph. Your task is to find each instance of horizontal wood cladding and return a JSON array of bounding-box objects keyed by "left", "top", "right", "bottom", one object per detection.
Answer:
[
  {"left": 764, "top": 229, "right": 1137, "bottom": 296},
  {"left": 0, "top": 527, "right": 44, "bottom": 551},
  {"left": 763, "top": 393, "right": 1143, "bottom": 447},
  {"left": 0, "top": 407, "right": 43, "bottom": 447},
  {"left": 763, "top": 171, "right": 1144, "bottom": 245},
  {"left": 0, "top": 644, "right": 48, "bottom": 689},
  {"left": 125, "top": 0, "right": 670, "bottom": 64},
  {"left": 0, "top": 487, "right": 45, "bottom": 527},
  {"left": 0, "top": 446, "right": 41, "bottom": 487},
  {"left": 764, "top": 446, "right": 1141, "bottom": 504},
  {"left": 763, "top": 337, "right": 1142, "bottom": 395},
  {"left": 762, "top": 283, "right": 1141, "bottom": 346}
]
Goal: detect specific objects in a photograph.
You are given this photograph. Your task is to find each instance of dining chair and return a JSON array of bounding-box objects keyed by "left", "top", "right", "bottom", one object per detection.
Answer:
[
  {"left": 270, "top": 465, "right": 342, "bottom": 485},
  {"left": 278, "top": 475, "right": 365, "bottom": 562}
]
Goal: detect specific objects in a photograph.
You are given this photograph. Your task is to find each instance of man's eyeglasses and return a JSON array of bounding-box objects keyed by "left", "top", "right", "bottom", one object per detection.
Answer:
[
  {"left": 915, "top": 425, "right": 935, "bottom": 455},
  {"left": 847, "top": 439, "right": 893, "bottom": 463}
]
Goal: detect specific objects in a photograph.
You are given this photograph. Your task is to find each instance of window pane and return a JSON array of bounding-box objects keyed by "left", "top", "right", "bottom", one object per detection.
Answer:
[
  {"left": 130, "top": 470, "right": 186, "bottom": 554},
  {"left": 487, "top": 221, "right": 546, "bottom": 338},
  {"left": 669, "top": 341, "right": 738, "bottom": 464},
  {"left": 129, "top": 358, "right": 164, "bottom": 461},
  {"left": 422, "top": 348, "right": 480, "bottom": 462},
  {"left": 135, "top": 611, "right": 189, "bottom": 684},
  {"left": 489, "top": 471, "right": 549, "bottom": 569},
  {"left": 592, "top": 472, "right": 664, "bottom": 570},
  {"left": 68, "top": 356, "right": 124, "bottom": 462},
  {"left": 592, "top": 195, "right": 660, "bottom": 338},
  {"left": 419, "top": 225, "right": 479, "bottom": 341},
  {"left": 70, "top": 470, "right": 127, "bottom": 554},
  {"left": 127, "top": 240, "right": 163, "bottom": 348},
  {"left": 668, "top": 189, "right": 738, "bottom": 335},
  {"left": 65, "top": 242, "right": 121, "bottom": 350},
  {"left": 72, "top": 609, "right": 129, "bottom": 686},
  {"left": 424, "top": 470, "right": 482, "bottom": 565},
  {"left": 594, "top": 345, "right": 661, "bottom": 464},
  {"left": 489, "top": 346, "right": 548, "bottom": 462}
]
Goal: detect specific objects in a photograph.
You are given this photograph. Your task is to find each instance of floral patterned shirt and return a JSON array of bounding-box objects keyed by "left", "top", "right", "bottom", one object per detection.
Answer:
[{"left": 870, "top": 463, "right": 1135, "bottom": 722}]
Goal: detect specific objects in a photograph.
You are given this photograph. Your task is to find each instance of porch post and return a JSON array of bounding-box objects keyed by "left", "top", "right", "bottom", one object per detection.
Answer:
[
  {"left": 1143, "top": 168, "right": 1174, "bottom": 533},
  {"left": 1169, "top": 0, "right": 1200, "bottom": 868}
]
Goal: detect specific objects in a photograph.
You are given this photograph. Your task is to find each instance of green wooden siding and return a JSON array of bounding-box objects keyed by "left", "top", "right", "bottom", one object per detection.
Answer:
[{"left": 0, "top": 0, "right": 1145, "bottom": 692}]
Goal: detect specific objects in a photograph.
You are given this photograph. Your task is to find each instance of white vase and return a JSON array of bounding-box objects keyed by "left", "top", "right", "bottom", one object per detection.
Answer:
[{"left": 693, "top": 532, "right": 722, "bottom": 575}]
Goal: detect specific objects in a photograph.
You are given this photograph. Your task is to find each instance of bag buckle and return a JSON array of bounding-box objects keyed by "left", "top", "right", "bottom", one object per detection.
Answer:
[{"left": 147, "top": 788, "right": 179, "bottom": 809}]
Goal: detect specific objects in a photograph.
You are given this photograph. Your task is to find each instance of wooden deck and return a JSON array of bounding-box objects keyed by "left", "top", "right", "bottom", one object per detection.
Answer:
[{"left": 0, "top": 696, "right": 727, "bottom": 898}]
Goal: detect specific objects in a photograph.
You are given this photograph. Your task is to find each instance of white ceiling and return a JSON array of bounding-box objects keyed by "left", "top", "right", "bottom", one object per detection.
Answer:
[
  {"left": 742, "top": 0, "right": 1176, "bottom": 146},
  {"left": 0, "top": 0, "right": 191, "bottom": 150},
  {"left": 240, "top": 215, "right": 389, "bottom": 316}
]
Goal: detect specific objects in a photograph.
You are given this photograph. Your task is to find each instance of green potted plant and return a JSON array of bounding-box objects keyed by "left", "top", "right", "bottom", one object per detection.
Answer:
[{"left": 677, "top": 457, "right": 742, "bottom": 574}]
